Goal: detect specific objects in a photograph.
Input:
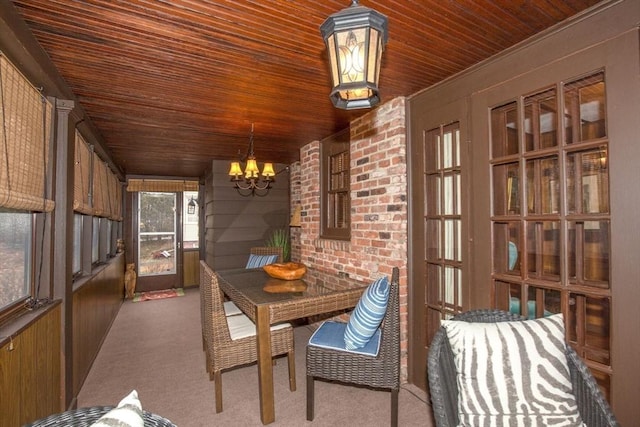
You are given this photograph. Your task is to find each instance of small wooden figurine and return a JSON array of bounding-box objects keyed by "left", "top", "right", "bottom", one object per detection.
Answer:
[{"left": 124, "top": 263, "right": 137, "bottom": 299}]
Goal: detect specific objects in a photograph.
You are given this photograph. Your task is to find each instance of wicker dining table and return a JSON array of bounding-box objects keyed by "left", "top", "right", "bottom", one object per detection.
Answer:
[{"left": 216, "top": 267, "right": 368, "bottom": 425}]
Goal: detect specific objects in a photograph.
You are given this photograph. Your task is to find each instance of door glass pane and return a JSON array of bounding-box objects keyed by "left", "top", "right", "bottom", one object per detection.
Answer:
[
  {"left": 491, "top": 101, "right": 519, "bottom": 158},
  {"left": 568, "top": 221, "right": 610, "bottom": 286},
  {"left": 525, "top": 88, "right": 557, "bottom": 151},
  {"left": 138, "top": 192, "right": 177, "bottom": 276},
  {"left": 526, "top": 221, "right": 560, "bottom": 280},
  {"left": 568, "top": 294, "right": 610, "bottom": 365},
  {"left": 526, "top": 156, "right": 559, "bottom": 214},
  {"left": 493, "top": 222, "right": 520, "bottom": 275},
  {"left": 425, "top": 219, "right": 440, "bottom": 260},
  {"left": 425, "top": 175, "right": 440, "bottom": 216},
  {"left": 526, "top": 286, "right": 560, "bottom": 319},
  {"left": 564, "top": 72, "right": 606, "bottom": 144},
  {"left": 443, "top": 174, "right": 454, "bottom": 215},
  {"left": 493, "top": 162, "right": 519, "bottom": 215},
  {"left": 567, "top": 148, "right": 609, "bottom": 214},
  {"left": 426, "top": 263, "right": 441, "bottom": 305},
  {"left": 425, "top": 129, "right": 440, "bottom": 171}
]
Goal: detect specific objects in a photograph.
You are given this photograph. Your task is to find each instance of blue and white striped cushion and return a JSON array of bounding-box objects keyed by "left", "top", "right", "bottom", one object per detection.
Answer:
[
  {"left": 245, "top": 254, "right": 278, "bottom": 269},
  {"left": 344, "top": 275, "right": 389, "bottom": 350},
  {"left": 442, "top": 314, "right": 585, "bottom": 426}
]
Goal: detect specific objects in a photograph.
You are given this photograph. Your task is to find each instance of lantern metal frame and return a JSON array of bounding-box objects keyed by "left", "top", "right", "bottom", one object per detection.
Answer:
[
  {"left": 187, "top": 196, "right": 197, "bottom": 214},
  {"left": 320, "top": 0, "right": 389, "bottom": 110}
]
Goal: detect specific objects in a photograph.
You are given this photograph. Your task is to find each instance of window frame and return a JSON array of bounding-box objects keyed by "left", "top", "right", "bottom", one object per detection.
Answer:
[{"left": 320, "top": 128, "right": 351, "bottom": 240}]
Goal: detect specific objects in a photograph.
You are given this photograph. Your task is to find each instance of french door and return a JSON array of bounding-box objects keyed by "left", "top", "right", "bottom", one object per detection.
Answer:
[{"left": 135, "top": 191, "right": 182, "bottom": 291}]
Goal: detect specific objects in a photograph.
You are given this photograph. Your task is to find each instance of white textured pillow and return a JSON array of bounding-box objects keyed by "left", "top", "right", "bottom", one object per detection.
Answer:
[
  {"left": 442, "top": 314, "right": 585, "bottom": 427},
  {"left": 91, "top": 390, "right": 144, "bottom": 427}
]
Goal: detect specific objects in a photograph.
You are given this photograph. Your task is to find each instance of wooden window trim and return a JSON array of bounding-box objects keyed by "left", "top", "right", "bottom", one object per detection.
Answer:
[{"left": 320, "top": 128, "right": 350, "bottom": 240}]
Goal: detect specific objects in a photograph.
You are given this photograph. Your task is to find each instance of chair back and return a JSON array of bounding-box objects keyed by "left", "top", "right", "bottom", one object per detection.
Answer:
[
  {"left": 377, "top": 267, "right": 401, "bottom": 384},
  {"left": 250, "top": 246, "right": 283, "bottom": 263},
  {"left": 200, "top": 261, "right": 232, "bottom": 345}
]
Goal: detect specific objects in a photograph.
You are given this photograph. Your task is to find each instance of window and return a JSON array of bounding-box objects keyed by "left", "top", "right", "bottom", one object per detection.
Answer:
[
  {"left": 320, "top": 128, "right": 350, "bottom": 240},
  {"left": 0, "top": 54, "right": 53, "bottom": 319},
  {"left": 72, "top": 213, "right": 82, "bottom": 275},
  {"left": 92, "top": 217, "right": 99, "bottom": 264},
  {"left": 0, "top": 210, "right": 32, "bottom": 312}
]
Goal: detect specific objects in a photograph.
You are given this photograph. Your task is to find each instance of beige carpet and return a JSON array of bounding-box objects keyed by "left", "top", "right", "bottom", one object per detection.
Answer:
[{"left": 78, "top": 287, "right": 434, "bottom": 426}]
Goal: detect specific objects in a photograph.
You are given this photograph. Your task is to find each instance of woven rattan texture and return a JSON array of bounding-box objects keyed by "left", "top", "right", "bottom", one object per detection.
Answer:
[
  {"left": 199, "top": 261, "right": 295, "bottom": 413},
  {"left": 306, "top": 267, "right": 401, "bottom": 426},
  {"left": 24, "top": 405, "right": 176, "bottom": 426},
  {"left": 426, "top": 309, "right": 619, "bottom": 427},
  {"left": 250, "top": 246, "right": 284, "bottom": 263}
]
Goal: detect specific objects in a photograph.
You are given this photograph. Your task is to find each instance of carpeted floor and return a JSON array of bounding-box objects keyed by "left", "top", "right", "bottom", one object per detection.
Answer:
[{"left": 78, "top": 287, "right": 434, "bottom": 426}]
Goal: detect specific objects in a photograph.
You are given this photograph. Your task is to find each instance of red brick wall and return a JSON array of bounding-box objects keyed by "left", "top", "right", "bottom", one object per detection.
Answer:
[{"left": 290, "top": 96, "right": 409, "bottom": 380}]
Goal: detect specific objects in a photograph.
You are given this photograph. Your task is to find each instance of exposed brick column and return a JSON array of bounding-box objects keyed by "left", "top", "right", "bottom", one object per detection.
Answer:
[{"left": 293, "top": 97, "right": 409, "bottom": 381}]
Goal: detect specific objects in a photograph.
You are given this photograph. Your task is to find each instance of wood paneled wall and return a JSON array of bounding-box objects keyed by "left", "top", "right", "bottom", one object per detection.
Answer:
[
  {"left": 0, "top": 304, "right": 62, "bottom": 427},
  {"left": 72, "top": 254, "right": 124, "bottom": 396},
  {"left": 183, "top": 249, "right": 199, "bottom": 287},
  {"left": 204, "top": 160, "right": 290, "bottom": 270}
]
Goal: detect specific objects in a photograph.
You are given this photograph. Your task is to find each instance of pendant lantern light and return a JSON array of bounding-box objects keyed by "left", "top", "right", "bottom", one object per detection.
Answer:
[{"left": 320, "top": 0, "right": 389, "bottom": 110}]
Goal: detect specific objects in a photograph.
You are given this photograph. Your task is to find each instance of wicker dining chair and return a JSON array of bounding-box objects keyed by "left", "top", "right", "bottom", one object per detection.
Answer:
[
  {"left": 199, "top": 261, "right": 296, "bottom": 413},
  {"left": 306, "top": 267, "right": 400, "bottom": 427},
  {"left": 427, "top": 309, "right": 619, "bottom": 427},
  {"left": 24, "top": 405, "right": 176, "bottom": 427}
]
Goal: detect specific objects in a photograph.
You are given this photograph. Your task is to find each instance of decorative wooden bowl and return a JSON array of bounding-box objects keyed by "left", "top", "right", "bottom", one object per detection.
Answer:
[{"left": 263, "top": 262, "right": 307, "bottom": 280}]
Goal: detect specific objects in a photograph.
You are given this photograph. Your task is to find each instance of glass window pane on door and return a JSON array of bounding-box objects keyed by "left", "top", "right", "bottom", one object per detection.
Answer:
[
  {"left": 525, "top": 87, "right": 558, "bottom": 152},
  {"left": 138, "top": 192, "right": 177, "bottom": 276}
]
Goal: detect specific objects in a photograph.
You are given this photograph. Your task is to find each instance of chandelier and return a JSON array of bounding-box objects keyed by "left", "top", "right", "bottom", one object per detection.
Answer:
[{"left": 228, "top": 124, "right": 278, "bottom": 197}]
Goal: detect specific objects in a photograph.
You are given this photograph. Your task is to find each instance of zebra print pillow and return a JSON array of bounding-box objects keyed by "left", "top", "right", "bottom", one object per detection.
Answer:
[{"left": 442, "top": 314, "right": 585, "bottom": 427}]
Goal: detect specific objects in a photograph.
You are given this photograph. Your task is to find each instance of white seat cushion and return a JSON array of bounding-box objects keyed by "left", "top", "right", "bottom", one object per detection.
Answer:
[
  {"left": 223, "top": 301, "right": 242, "bottom": 316},
  {"left": 227, "top": 314, "right": 290, "bottom": 340}
]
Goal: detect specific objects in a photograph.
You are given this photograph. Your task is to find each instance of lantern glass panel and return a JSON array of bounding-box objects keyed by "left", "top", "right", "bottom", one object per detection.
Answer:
[{"left": 367, "top": 29, "right": 381, "bottom": 84}]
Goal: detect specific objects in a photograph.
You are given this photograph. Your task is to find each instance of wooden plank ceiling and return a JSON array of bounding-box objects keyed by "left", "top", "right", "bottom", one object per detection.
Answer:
[{"left": 10, "top": 0, "right": 602, "bottom": 178}]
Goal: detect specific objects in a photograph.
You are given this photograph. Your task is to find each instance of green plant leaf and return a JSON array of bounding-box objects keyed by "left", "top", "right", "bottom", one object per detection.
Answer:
[{"left": 265, "top": 228, "right": 291, "bottom": 262}]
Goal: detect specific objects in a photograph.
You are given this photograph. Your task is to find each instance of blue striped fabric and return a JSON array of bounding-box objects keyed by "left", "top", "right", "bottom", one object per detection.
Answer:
[
  {"left": 245, "top": 254, "right": 278, "bottom": 269},
  {"left": 344, "top": 275, "right": 389, "bottom": 350}
]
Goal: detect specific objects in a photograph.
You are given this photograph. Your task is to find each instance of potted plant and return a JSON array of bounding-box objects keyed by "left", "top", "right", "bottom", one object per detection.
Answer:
[{"left": 265, "top": 228, "right": 290, "bottom": 262}]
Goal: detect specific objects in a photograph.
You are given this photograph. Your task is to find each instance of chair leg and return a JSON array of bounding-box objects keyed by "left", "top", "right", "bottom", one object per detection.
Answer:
[
  {"left": 214, "top": 371, "right": 223, "bottom": 413},
  {"left": 390, "top": 388, "right": 399, "bottom": 427},
  {"left": 288, "top": 350, "right": 296, "bottom": 391},
  {"left": 306, "top": 375, "right": 314, "bottom": 421}
]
